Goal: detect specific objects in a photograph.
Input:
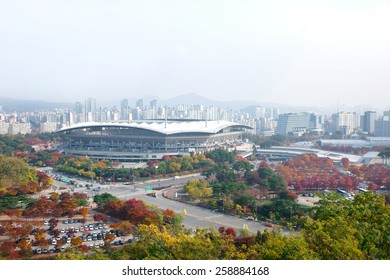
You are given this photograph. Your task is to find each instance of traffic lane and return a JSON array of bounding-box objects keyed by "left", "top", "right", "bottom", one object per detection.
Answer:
[
  {"left": 140, "top": 195, "right": 271, "bottom": 234},
  {"left": 49, "top": 175, "right": 287, "bottom": 235},
  {"left": 91, "top": 175, "right": 204, "bottom": 200},
  {"left": 135, "top": 175, "right": 203, "bottom": 189},
  {"left": 47, "top": 173, "right": 204, "bottom": 197}
]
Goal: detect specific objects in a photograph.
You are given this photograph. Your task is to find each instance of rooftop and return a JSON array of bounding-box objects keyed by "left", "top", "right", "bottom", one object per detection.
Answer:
[{"left": 56, "top": 120, "right": 253, "bottom": 135}]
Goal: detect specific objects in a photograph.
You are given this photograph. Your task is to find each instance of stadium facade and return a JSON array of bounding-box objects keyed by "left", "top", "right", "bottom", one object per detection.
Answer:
[{"left": 55, "top": 120, "right": 253, "bottom": 161}]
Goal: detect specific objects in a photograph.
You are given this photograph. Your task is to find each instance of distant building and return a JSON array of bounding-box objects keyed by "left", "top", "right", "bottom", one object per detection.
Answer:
[
  {"left": 120, "top": 99, "right": 130, "bottom": 121},
  {"left": 149, "top": 99, "right": 157, "bottom": 108},
  {"left": 73, "top": 102, "right": 84, "bottom": 123},
  {"left": 374, "top": 116, "right": 390, "bottom": 137},
  {"left": 40, "top": 122, "right": 58, "bottom": 133},
  {"left": 0, "top": 121, "right": 9, "bottom": 134},
  {"left": 361, "top": 111, "right": 377, "bottom": 134},
  {"left": 275, "top": 113, "right": 310, "bottom": 136},
  {"left": 85, "top": 98, "right": 96, "bottom": 122},
  {"left": 8, "top": 122, "right": 31, "bottom": 135},
  {"left": 331, "top": 112, "right": 360, "bottom": 135}
]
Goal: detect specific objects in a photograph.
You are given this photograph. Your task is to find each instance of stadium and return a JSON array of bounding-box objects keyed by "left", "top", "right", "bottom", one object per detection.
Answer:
[{"left": 55, "top": 120, "right": 253, "bottom": 161}]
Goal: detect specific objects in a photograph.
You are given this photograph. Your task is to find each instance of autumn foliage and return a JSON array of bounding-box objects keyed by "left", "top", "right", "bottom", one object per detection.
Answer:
[{"left": 275, "top": 154, "right": 359, "bottom": 192}]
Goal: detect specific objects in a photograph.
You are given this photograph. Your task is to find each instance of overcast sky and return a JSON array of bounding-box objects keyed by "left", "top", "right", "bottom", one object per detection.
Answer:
[{"left": 0, "top": 0, "right": 389, "bottom": 107}]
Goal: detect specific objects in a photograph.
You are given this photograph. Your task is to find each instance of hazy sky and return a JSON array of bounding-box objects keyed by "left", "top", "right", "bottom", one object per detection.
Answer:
[{"left": 0, "top": 0, "right": 389, "bottom": 107}]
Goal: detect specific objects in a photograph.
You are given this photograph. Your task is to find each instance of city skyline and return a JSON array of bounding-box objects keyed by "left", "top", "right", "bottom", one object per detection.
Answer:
[
  {"left": 0, "top": 1, "right": 389, "bottom": 107},
  {"left": 0, "top": 92, "right": 388, "bottom": 115}
]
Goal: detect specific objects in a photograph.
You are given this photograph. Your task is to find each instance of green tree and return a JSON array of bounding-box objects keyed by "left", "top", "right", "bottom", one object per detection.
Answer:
[
  {"left": 257, "top": 167, "right": 286, "bottom": 193},
  {"left": 303, "top": 192, "right": 390, "bottom": 259},
  {"left": 205, "top": 149, "right": 234, "bottom": 164},
  {"left": 93, "top": 192, "right": 119, "bottom": 207}
]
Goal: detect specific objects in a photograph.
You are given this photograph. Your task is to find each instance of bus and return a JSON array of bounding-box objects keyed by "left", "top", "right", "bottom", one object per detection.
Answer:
[
  {"left": 358, "top": 187, "right": 368, "bottom": 194},
  {"left": 336, "top": 189, "right": 349, "bottom": 196},
  {"left": 337, "top": 189, "right": 354, "bottom": 200}
]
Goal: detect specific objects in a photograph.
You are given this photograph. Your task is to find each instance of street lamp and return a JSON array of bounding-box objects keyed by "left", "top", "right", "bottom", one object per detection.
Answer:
[
  {"left": 219, "top": 193, "right": 226, "bottom": 212},
  {"left": 252, "top": 199, "right": 258, "bottom": 220},
  {"left": 287, "top": 206, "right": 293, "bottom": 226}
]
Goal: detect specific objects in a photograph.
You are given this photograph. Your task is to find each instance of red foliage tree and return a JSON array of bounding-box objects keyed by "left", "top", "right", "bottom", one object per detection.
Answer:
[
  {"left": 93, "top": 213, "right": 109, "bottom": 223},
  {"left": 341, "top": 158, "right": 350, "bottom": 170},
  {"left": 119, "top": 198, "right": 150, "bottom": 225},
  {"left": 162, "top": 209, "right": 175, "bottom": 224},
  {"left": 103, "top": 200, "right": 124, "bottom": 217}
]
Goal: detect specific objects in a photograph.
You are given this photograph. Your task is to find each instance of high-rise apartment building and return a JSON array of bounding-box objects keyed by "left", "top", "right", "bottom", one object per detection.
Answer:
[
  {"left": 375, "top": 115, "right": 390, "bottom": 137},
  {"left": 331, "top": 112, "right": 360, "bottom": 135},
  {"left": 85, "top": 98, "right": 96, "bottom": 122},
  {"left": 275, "top": 113, "right": 311, "bottom": 136},
  {"left": 120, "top": 99, "right": 130, "bottom": 121},
  {"left": 73, "top": 102, "right": 84, "bottom": 123},
  {"left": 150, "top": 99, "right": 157, "bottom": 108},
  {"left": 362, "top": 111, "right": 377, "bottom": 134},
  {"left": 136, "top": 99, "right": 144, "bottom": 110}
]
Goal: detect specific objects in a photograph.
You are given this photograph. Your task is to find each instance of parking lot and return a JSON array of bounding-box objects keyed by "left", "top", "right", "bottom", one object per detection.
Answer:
[{"left": 24, "top": 218, "right": 135, "bottom": 255}]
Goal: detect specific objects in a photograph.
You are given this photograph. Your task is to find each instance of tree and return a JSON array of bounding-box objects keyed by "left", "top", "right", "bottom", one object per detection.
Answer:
[
  {"left": 111, "top": 221, "right": 132, "bottom": 236},
  {"left": 234, "top": 194, "right": 256, "bottom": 212},
  {"left": 124, "top": 224, "right": 238, "bottom": 260},
  {"left": 103, "top": 200, "right": 124, "bottom": 217},
  {"left": 205, "top": 149, "right": 235, "bottom": 164},
  {"left": 23, "top": 196, "right": 56, "bottom": 219},
  {"left": 378, "top": 148, "right": 390, "bottom": 164},
  {"left": 93, "top": 213, "right": 109, "bottom": 223},
  {"left": 18, "top": 239, "right": 32, "bottom": 258},
  {"left": 341, "top": 158, "right": 350, "bottom": 170},
  {"left": 80, "top": 207, "right": 89, "bottom": 220},
  {"left": 257, "top": 167, "right": 286, "bottom": 193},
  {"left": 104, "top": 233, "right": 116, "bottom": 245},
  {"left": 303, "top": 215, "right": 364, "bottom": 259},
  {"left": 0, "top": 155, "right": 30, "bottom": 188},
  {"left": 184, "top": 179, "right": 212, "bottom": 201},
  {"left": 94, "top": 192, "right": 119, "bottom": 207},
  {"left": 0, "top": 241, "right": 17, "bottom": 259},
  {"left": 71, "top": 236, "right": 83, "bottom": 246},
  {"left": 48, "top": 218, "right": 59, "bottom": 229},
  {"left": 57, "top": 197, "right": 78, "bottom": 216},
  {"left": 162, "top": 209, "right": 175, "bottom": 224},
  {"left": 249, "top": 231, "right": 317, "bottom": 260},
  {"left": 304, "top": 192, "right": 390, "bottom": 259},
  {"left": 119, "top": 198, "right": 151, "bottom": 225}
]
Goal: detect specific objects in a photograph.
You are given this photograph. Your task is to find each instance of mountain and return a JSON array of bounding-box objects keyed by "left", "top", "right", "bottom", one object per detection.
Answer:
[
  {"left": 160, "top": 93, "right": 332, "bottom": 113},
  {"left": 0, "top": 97, "right": 73, "bottom": 113},
  {"left": 0, "top": 93, "right": 352, "bottom": 115},
  {"left": 161, "top": 93, "right": 263, "bottom": 110}
]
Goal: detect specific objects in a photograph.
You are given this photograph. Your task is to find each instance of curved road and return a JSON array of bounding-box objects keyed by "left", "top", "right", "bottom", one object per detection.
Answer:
[{"left": 48, "top": 171, "right": 290, "bottom": 235}]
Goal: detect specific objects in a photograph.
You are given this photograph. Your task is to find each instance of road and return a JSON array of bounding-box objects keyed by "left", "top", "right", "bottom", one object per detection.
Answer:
[{"left": 45, "top": 169, "right": 290, "bottom": 235}]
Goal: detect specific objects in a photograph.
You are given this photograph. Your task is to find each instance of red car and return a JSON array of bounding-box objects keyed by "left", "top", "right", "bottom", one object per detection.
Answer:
[{"left": 263, "top": 222, "right": 274, "bottom": 227}]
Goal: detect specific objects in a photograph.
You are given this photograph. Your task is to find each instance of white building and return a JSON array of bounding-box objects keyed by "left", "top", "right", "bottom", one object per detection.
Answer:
[{"left": 8, "top": 122, "right": 31, "bottom": 135}]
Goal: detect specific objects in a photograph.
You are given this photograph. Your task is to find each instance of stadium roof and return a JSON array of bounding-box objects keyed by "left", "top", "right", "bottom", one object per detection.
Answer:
[{"left": 56, "top": 120, "right": 253, "bottom": 135}]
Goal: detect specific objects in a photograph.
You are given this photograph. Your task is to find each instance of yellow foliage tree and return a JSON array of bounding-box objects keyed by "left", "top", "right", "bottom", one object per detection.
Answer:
[{"left": 184, "top": 179, "right": 212, "bottom": 201}]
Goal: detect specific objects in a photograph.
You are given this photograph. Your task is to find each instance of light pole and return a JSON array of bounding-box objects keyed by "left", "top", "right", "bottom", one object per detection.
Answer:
[
  {"left": 252, "top": 199, "right": 258, "bottom": 220},
  {"left": 287, "top": 206, "right": 293, "bottom": 226},
  {"left": 219, "top": 193, "right": 225, "bottom": 212}
]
